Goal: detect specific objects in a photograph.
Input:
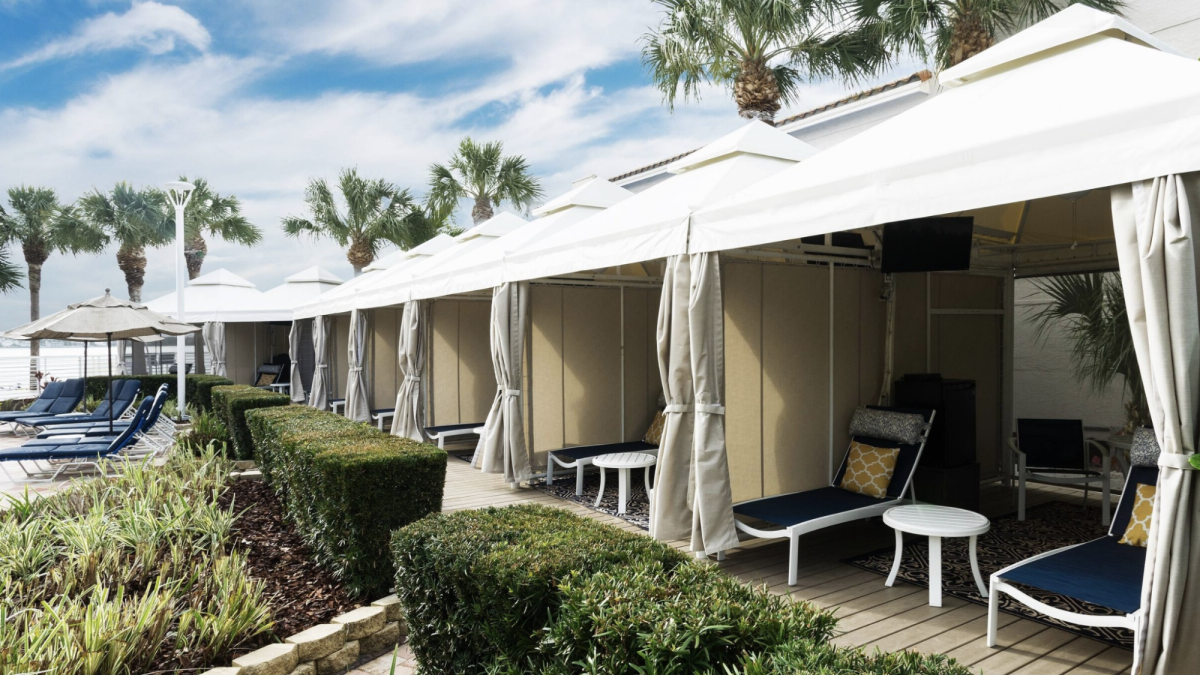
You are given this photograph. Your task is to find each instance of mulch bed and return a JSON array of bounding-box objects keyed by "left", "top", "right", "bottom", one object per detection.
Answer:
[
  {"left": 150, "top": 479, "right": 360, "bottom": 673},
  {"left": 221, "top": 479, "right": 359, "bottom": 639}
]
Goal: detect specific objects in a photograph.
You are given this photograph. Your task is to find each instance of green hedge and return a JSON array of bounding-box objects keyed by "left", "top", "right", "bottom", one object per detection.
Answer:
[
  {"left": 84, "top": 374, "right": 233, "bottom": 412},
  {"left": 211, "top": 385, "right": 291, "bottom": 460},
  {"left": 392, "top": 505, "right": 973, "bottom": 675},
  {"left": 247, "top": 406, "right": 446, "bottom": 597}
]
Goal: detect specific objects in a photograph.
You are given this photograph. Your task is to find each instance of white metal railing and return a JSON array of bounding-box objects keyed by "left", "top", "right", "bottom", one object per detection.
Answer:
[{"left": 0, "top": 347, "right": 212, "bottom": 398}]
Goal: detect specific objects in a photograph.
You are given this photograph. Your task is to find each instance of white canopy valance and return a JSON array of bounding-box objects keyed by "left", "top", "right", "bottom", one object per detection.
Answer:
[{"left": 689, "top": 7, "right": 1200, "bottom": 254}]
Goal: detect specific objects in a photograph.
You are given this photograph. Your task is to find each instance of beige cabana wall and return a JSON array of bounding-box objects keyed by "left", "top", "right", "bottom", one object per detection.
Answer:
[
  {"left": 722, "top": 261, "right": 1004, "bottom": 505},
  {"left": 893, "top": 272, "right": 1004, "bottom": 478},
  {"left": 369, "top": 307, "right": 403, "bottom": 411},
  {"left": 724, "top": 262, "right": 886, "bottom": 504},
  {"left": 428, "top": 298, "right": 495, "bottom": 426},
  {"left": 330, "top": 314, "right": 350, "bottom": 401},
  {"left": 223, "top": 322, "right": 271, "bottom": 385},
  {"left": 528, "top": 284, "right": 661, "bottom": 468}
]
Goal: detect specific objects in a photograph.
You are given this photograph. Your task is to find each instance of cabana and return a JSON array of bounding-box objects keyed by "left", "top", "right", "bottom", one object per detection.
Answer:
[
  {"left": 680, "top": 7, "right": 1199, "bottom": 670},
  {"left": 294, "top": 219, "right": 524, "bottom": 422},
  {"left": 145, "top": 269, "right": 286, "bottom": 384},
  {"left": 260, "top": 266, "right": 343, "bottom": 401}
]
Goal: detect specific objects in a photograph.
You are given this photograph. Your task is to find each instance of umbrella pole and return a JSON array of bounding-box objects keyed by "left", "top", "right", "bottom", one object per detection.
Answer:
[
  {"left": 107, "top": 333, "right": 114, "bottom": 434},
  {"left": 84, "top": 341, "right": 88, "bottom": 380}
]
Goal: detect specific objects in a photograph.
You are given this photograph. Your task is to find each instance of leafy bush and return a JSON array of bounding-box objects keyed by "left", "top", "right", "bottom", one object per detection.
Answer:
[
  {"left": 392, "top": 505, "right": 691, "bottom": 674},
  {"left": 394, "top": 505, "right": 968, "bottom": 675},
  {"left": 183, "top": 406, "right": 231, "bottom": 455},
  {"left": 0, "top": 448, "right": 273, "bottom": 674},
  {"left": 734, "top": 639, "right": 974, "bottom": 675},
  {"left": 211, "top": 385, "right": 290, "bottom": 460},
  {"left": 84, "top": 374, "right": 234, "bottom": 412},
  {"left": 247, "top": 406, "right": 446, "bottom": 597}
]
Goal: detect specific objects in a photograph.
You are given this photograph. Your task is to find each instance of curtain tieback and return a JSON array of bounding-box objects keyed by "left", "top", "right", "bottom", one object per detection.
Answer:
[
  {"left": 1158, "top": 454, "right": 1193, "bottom": 470},
  {"left": 695, "top": 403, "right": 725, "bottom": 415},
  {"left": 404, "top": 375, "right": 421, "bottom": 384},
  {"left": 499, "top": 387, "right": 521, "bottom": 398},
  {"left": 664, "top": 403, "right": 693, "bottom": 414}
]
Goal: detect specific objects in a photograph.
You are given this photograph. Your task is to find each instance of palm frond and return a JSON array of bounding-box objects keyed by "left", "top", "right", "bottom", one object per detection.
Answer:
[
  {"left": 428, "top": 138, "right": 542, "bottom": 223},
  {"left": 0, "top": 246, "right": 22, "bottom": 292},
  {"left": 75, "top": 182, "right": 166, "bottom": 251},
  {"left": 180, "top": 176, "right": 262, "bottom": 246}
]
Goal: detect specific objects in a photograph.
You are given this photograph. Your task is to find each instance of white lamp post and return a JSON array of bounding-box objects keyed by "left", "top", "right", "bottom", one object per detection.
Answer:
[{"left": 165, "top": 180, "right": 195, "bottom": 419}]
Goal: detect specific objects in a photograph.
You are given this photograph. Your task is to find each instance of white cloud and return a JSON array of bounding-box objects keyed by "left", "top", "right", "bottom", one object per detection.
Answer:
[{"left": 3, "top": 1, "right": 210, "bottom": 70}]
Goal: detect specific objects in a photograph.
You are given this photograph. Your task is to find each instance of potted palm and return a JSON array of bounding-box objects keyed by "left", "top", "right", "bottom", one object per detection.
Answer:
[{"left": 1029, "top": 272, "right": 1149, "bottom": 434}]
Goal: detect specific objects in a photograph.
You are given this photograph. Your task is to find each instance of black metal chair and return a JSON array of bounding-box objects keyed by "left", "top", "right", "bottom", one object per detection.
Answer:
[
  {"left": 1010, "top": 419, "right": 1112, "bottom": 525},
  {"left": 253, "top": 364, "right": 284, "bottom": 389}
]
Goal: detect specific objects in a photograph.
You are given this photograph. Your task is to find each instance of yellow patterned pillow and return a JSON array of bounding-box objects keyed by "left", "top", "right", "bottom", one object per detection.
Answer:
[
  {"left": 839, "top": 441, "right": 901, "bottom": 499},
  {"left": 643, "top": 410, "right": 667, "bottom": 445},
  {"left": 1119, "top": 483, "right": 1157, "bottom": 547}
]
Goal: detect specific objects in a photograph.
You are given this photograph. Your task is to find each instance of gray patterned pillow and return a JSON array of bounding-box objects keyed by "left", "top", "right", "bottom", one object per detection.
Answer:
[
  {"left": 1130, "top": 427, "right": 1161, "bottom": 467},
  {"left": 849, "top": 407, "right": 928, "bottom": 445}
]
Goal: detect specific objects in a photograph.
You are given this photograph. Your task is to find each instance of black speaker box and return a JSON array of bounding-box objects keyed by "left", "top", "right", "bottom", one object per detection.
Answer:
[{"left": 894, "top": 376, "right": 977, "bottom": 468}]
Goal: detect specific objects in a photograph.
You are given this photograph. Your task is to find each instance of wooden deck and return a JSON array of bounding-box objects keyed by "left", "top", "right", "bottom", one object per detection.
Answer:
[{"left": 441, "top": 458, "right": 1132, "bottom": 675}]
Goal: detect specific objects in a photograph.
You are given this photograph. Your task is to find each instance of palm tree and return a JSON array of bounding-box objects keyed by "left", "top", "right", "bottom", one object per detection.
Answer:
[
  {"left": 640, "top": 0, "right": 888, "bottom": 123},
  {"left": 862, "top": 0, "right": 1123, "bottom": 69},
  {"left": 1028, "top": 272, "right": 1147, "bottom": 432},
  {"left": 0, "top": 186, "right": 107, "bottom": 373},
  {"left": 178, "top": 176, "right": 262, "bottom": 279},
  {"left": 282, "top": 168, "right": 425, "bottom": 275},
  {"left": 77, "top": 182, "right": 173, "bottom": 303},
  {"left": 427, "top": 138, "right": 543, "bottom": 226}
]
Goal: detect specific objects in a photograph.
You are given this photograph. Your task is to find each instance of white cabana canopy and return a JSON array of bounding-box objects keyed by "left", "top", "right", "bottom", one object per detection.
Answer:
[
  {"left": 353, "top": 212, "right": 529, "bottom": 309},
  {"left": 398, "top": 176, "right": 633, "bottom": 302},
  {"left": 145, "top": 268, "right": 283, "bottom": 322},
  {"left": 502, "top": 121, "right": 817, "bottom": 283},
  {"left": 689, "top": 6, "right": 1200, "bottom": 254},
  {"left": 260, "top": 266, "right": 343, "bottom": 314},
  {"left": 294, "top": 233, "right": 456, "bottom": 319}
]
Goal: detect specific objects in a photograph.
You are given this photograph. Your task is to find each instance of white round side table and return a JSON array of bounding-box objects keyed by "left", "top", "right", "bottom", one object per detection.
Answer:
[
  {"left": 592, "top": 452, "right": 657, "bottom": 515},
  {"left": 883, "top": 504, "right": 991, "bottom": 607}
]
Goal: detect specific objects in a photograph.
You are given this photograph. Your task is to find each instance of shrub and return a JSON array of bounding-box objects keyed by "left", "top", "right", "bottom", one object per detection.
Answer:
[
  {"left": 211, "top": 385, "right": 290, "bottom": 460},
  {"left": 84, "top": 374, "right": 234, "bottom": 412},
  {"left": 735, "top": 639, "right": 974, "bottom": 675},
  {"left": 247, "top": 406, "right": 446, "bottom": 597},
  {"left": 183, "top": 406, "right": 230, "bottom": 456},
  {"left": 392, "top": 505, "right": 693, "bottom": 674},
  {"left": 0, "top": 448, "right": 273, "bottom": 674}
]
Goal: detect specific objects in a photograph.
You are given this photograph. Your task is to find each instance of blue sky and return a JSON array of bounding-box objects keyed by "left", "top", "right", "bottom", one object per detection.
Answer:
[{"left": 0, "top": 0, "right": 917, "bottom": 320}]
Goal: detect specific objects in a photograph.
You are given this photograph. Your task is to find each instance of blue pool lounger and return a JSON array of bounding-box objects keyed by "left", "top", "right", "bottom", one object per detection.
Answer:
[
  {"left": 988, "top": 463, "right": 1158, "bottom": 659},
  {"left": 547, "top": 441, "right": 659, "bottom": 496},
  {"left": 0, "top": 379, "right": 86, "bottom": 430},
  {"left": 0, "top": 397, "right": 154, "bottom": 482},
  {"left": 732, "top": 406, "right": 935, "bottom": 586},
  {"left": 424, "top": 422, "right": 485, "bottom": 450},
  {"left": 13, "top": 380, "right": 140, "bottom": 431}
]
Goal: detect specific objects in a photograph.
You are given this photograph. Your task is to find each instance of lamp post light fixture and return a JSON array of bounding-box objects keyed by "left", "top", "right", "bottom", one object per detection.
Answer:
[{"left": 165, "top": 180, "right": 195, "bottom": 419}]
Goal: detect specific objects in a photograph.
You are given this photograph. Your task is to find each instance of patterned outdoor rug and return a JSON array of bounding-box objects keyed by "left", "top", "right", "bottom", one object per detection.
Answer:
[
  {"left": 843, "top": 501, "right": 1133, "bottom": 650},
  {"left": 530, "top": 467, "right": 654, "bottom": 531}
]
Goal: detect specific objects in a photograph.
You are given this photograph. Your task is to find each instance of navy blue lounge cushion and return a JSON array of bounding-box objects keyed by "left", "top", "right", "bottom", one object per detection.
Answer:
[
  {"left": 1002, "top": 536, "right": 1146, "bottom": 614},
  {"left": 425, "top": 423, "right": 483, "bottom": 435},
  {"left": 551, "top": 441, "right": 658, "bottom": 462},
  {"left": 0, "top": 381, "right": 65, "bottom": 421},
  {"left": 733, "top": 487, "right": 889, "bottom": 528}
]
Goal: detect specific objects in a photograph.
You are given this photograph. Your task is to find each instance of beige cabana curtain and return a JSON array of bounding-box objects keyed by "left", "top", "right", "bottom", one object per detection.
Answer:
[
  {"left": 202, "top": 321, "right": 227, "bottom": 377},
  {"left": 288, "top": 321, "right": 305, "bottom": 403},
  {"left": 392, "top": 300, "right": 427, "bottom": 442},
  {"left": 1112, "top": 174, "right": 1200, "bottom": 675},
  {"left": 344, "top": 309, "right": 370, "bottom": 422},
  {"left": 115, "top": 340, "right": 128, "bottom": 375},
  {"left": 650, "top": 252, "right": 740, "bottom": 555},
  {"left": 473, "top": 282, "right": 531, "bottom": 484},
  {"left": 308, "top": 316, "right": 330, "bottom": 410}
]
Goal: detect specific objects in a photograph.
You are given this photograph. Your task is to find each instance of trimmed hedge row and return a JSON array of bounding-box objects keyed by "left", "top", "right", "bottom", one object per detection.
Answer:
[
  {"left": 210, "top": 385, "right": 291, "bottom": 460},
  {"left": 392, "top": 505, "right": 974, "bottom": 675},
  {"left": 246, "top": 406, "right": 446, "bottom": 597},
  {"left": 84, "top": 374, "right": 234, "bottom": 412}
]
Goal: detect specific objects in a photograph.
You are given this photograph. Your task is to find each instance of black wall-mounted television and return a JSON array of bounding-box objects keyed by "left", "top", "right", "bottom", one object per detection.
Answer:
[{"left": 881, "top": 217, "right": 974, "bottom": 274}]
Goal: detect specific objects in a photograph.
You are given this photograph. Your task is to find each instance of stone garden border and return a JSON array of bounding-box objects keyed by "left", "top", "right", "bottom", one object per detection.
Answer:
[{"left": 202, "top": 595, "right": 406, "bottom": 675}]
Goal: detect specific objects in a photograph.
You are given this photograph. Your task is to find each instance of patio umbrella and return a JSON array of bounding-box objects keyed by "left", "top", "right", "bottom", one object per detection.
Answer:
[{"left": 3, "top": 289, "right": 199, "bottom": 433}]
